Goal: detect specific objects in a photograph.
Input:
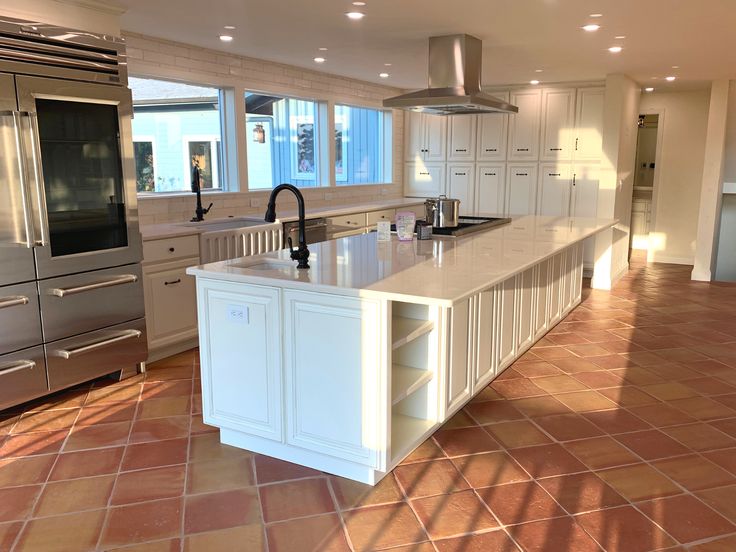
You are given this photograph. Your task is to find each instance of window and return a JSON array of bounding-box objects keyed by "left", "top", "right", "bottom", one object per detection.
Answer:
[
  {"left": 334, "top": 104, "right": 392, "bottom": 185},
  {"left": 130, "top": 77, "right": 224, "bottom": 193},
  {"left": 245, "top": 92, "right": 322, "bottom": 189}
]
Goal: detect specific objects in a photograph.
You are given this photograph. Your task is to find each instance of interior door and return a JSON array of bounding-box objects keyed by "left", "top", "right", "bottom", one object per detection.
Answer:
[
  {"left": 15, "top": 75, "right": 142, "bottom": 279},
  {"left": 0, "top": 73, "right": 36, "bottom": 286}
]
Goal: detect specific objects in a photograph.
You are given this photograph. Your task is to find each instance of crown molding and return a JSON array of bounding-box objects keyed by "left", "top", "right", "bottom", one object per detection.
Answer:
[{"left": 52, "top": 0, "right": 126, "bottom": 16}]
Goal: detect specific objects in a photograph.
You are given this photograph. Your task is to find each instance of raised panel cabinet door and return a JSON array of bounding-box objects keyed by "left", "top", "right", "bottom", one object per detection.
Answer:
[
  {"left": 447, "top": 164, "right": 476, "bottom": 216},
  {"left": 404, "top": 110, "right": 425, "bottom": 162},
  {"left": 534, "top": 259, "right": 550, "bottom": 339},
  {"left": 284, "top": 290, "right": 384, "bottom": 467},
  {"left": 475, "top": 165, "right": 506, "bottom": 216},
  {"left": 446, "top": 298, "right": 472, "bottom": 415},
  {"left": 575, "top": 87, "right": 605, "bottom": 161},
  {"left": 508, "top": 89, "right": 541, "bottom": 160},
  {"left": 516, "top": 268, "right": 535, "bottom": 353},
  {"left": 540, "top": 88, "right": 575, "bottom": 161},
  {"left": 145, "top": 261, "right": 198, "bottom": 348},
  {"left": 548, "top": 252, "right": 564, "bottom": 326},
  {"left": 537, "top": 164, "right": 573, "bottom": 216},
  {"left": 405, "top": 162, "right": 445, "bottom": 197},
  {"left": 448, "top": 115, "right": 477, "bottom": 161},
  {"left": 477, "top": 92, "right": 509, "bottom": 160},
  {"left": 424, "top": 113, "right": 447, "bottom": 161},
  {"left": 474, "top": 289, "right": 496, "bottom": 391},
  {"left": 200, "top": 282, "right": 282, "bottom": 441},
  {"left": 496, "top": 278, "right": 517, "bottom": 372},
  {"left": 571, "top": 165, "right": 600, "bottom": 268},
  {"left": 506, "top": 164, "right": 538, "bottom": 215}
]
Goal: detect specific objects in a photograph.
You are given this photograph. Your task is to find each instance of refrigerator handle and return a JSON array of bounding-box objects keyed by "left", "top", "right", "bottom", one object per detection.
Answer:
[
  {"left": 20, "top": 112, "right": 50, "bottom": 247},
  {"left": 2, "top": 110, "right": 34, "bottom": 248}
]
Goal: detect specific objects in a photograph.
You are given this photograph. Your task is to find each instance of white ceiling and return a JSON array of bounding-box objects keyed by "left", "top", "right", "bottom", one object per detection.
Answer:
[{"left": 117, "top": 0, "right": 736, "bottom": 91}]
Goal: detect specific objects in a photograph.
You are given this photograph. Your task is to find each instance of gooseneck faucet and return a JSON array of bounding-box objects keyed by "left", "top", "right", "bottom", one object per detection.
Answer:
[
  {"left": 264, "top": 184, "right": 310, "bottom": 269},
  {"left": 190, "top": 161, "right": 213, "bottom": 222}
]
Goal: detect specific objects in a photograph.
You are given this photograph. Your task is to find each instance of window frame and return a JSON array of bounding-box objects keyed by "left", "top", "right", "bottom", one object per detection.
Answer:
[
  {"left": 132, "top": 135, "right": 157, "bottom": 193},
  {"left": 182, "top": 134, "right": 222, "bottom": 190}
]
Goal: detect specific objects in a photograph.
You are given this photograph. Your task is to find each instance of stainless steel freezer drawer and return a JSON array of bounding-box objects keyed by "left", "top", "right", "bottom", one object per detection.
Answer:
[
  {"left": 0, "top": 281, "right": 43, "bottom": 355},
  {"left": 0, "top": 248, "right": 36, "bottom": 287},
  {"left": 46, "top": 318, "right": 146, "bottom": 391},
  {"left": 39, "top": 264, "right": 144, "bottom": 342},
  {"left": 0, "top": 346, "right": 48, "bottom": 410}
]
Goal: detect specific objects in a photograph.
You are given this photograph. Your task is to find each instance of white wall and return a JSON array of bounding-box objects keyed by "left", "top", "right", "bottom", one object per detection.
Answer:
[
  {"left": 0, "top": 0, "right": 122, "bottom": 34},
  {"left": 714, "top": 80, "right": 736, "bottom": 281},
  {"left": 640, "top": 89, "right": 710, "bottom": 265}
]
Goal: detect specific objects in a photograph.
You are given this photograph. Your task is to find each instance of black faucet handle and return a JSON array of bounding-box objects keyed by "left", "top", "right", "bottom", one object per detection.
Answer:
[
  {"left": 287, "top": 236, "right": 295, "bottom": 256},
  {"left": 204, "top": 202, "right": 213, "bottom": 214}
]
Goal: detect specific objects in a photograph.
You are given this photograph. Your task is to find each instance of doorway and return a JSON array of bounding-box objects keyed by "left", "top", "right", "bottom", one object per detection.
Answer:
[{"left": 629, "top": 114, "right": 660, "bottom": 261}]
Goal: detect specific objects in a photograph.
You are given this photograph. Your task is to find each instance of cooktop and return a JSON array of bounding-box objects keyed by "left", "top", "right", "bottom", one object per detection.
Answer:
[{"left": 391, "top": 216, "right": 512, "bottom": 237}]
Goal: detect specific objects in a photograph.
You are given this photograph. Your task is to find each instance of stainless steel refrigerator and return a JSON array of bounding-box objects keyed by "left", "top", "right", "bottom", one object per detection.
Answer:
[{"left": 0, "top": 17, "right": 147, "bottom": 409}]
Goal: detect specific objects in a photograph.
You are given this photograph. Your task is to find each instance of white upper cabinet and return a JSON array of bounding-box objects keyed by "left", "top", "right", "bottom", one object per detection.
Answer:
[
  {"left": 447, "top": 116, "right": 477, "bottom": 161},
  {"left": 475, "top": 164, "right": 506, "bottom": 216},
  {"left": 447, "top": 164, "right": 475, "bottom": 215},
  {"left": 537, "top": 164, "right": 573, "bottom": 216},
  {"left": 406, "top": 162, "right": 446, "bottom": 197},
  {"left": 508, "top": 89, "right": 541, "bottom": 161},
  {"left": 506, "top": 164, "right": 538, "bottom": 215},
  {"left": 575, "top": 87, "right": 605, "bottom": 162},
  {"left": 540, "top": 89, "right": 575, "bottom": 161},
  {"left": 404, "top": 112, "right": 447, "bottom": 162},
  {"left": 476, "top": 91, "right": 509, "bottom": 161}
]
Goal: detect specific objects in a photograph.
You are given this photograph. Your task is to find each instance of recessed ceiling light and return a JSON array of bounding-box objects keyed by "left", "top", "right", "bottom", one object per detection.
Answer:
[
  {"left": 314, "top": 57, "right": 326, "bottom": 63},
  {"left": 582, "top": 24, "right": 601, "bottom": 32},
  {"left": 645, "top": 87, "right": 654, "bottom": 92},
  {"left": 346, "top": 11, "right": 365, "bottom": 19},
  {"left": 352, "top": 1, "right": 366, "bottom": 4},
  {"left": 384, "top": 63, "right": 392, "bottom": 66},
  {"left": 535, "top": 69, "right": 543, "bottom": 73},
  {"left": 615, "top": 35, "right": 626, "bottom": 39},
  {"left": 219, "top": 35, "right": 233, "bottom": 42},
  {"left": 671, "top": 65, "right": 679, "bottom": 69},
  {"left": 589, "top": 13, "right": 603, "bottom": 17},
  {"left": 223, "top": 25, "right": 236, "bottom": 30},
  {"left": 530, "top": 80, "right": 540, "bottom": 85},
  {"left": 318, "top": 47, "right": 328, "bottom": 51},
  {"left": 665, "top": 76, "right": 676, "bottom": 81},
  {"left": 608, "top": 46, "right": 623, "bottom": 53},
  {"left": 379, "top": 72, "right": 390, "bottom": 78}
]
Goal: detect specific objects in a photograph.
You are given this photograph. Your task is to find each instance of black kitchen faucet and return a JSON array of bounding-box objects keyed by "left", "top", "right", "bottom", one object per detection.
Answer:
[{"left": 264, "top": 184, "right": 310, "bottom": 269}]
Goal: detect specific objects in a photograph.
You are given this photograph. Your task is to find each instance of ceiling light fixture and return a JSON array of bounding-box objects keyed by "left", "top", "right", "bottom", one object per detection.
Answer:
[
  {"left": 608, "top": 46, "right": 623, "bottom": 53},
  {"left": 645, "top": 87, "right": 654, "bottom": 92},
  {"left": 665, "top": 76, "right": 676, "bottom": 81},
  {"left": 219, "top": 35, "right": 233, "bottom": 42},
  {"left": 672, "top": 65, "right": 680, "bottom": 69},
  {"left": 582, "top": 24, "right": 600, "bottom": 32},
  {"left": 535, "top": 69, "right": 543, "bottom": 73},
  {"left": 224, "top": 25, "right": 236, "bottom": 30},
  {"left": 589, "top": 13, "right": 603, "bottom": 17},
  {"left": 379, "top": 72, "right": 389, "bottom": 78},
  {"left": 318, "top": 47, "right": 328, "bottom": 51},
  {"left": 384, "top": 63, "right": 392, "bottom": 66},
  {"left": 352, "top": 1, "right": 366, "bottom": 4},
  {"left": 314, "top": 57, "right": 326, "bottom": 63},
  {"left": 530, "top": 80, "right": 540, "bottom": 85},
  {"left": 346, "top": 11, "right": 365, "bottom": 19},
  {"left": 615, "top": 35, "right": 626, "bottom": 39}
]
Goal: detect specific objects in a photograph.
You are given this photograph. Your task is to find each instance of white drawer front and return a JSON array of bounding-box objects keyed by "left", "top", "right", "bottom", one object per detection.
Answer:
[
  {"left": 366, "top": 209, "right": 396, "bottom": 226},
  {"left": 328, "top": 213, "right": 367, "bottom": 229},
  {"left": 143, "top": 235, "right": 200, "bottom": 264}
]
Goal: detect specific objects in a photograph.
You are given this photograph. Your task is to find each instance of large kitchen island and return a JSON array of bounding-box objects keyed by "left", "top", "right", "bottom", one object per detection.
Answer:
[{"left": 187, "top": 215, "right": 615, "bottom": 484}]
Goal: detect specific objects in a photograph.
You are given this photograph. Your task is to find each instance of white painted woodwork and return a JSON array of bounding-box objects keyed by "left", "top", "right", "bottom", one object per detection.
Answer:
[
  {"left": 447, "top": 164, "right": 476, "bottom": 215},
  {"left": 571, "top": 165, "right": 600, "bottom": 267},
  {"left": 496, "top": 277, "right": 517, "bottom": 371},
  {"left": 392, "top": 364, "right": 433, "bottom": 405},
  {"left": 405, "top": 162, "right": 446, "bottom": 197},
  {"left": 473, "top": 288, "right": 496, "bottom": 390},
  {"left": 392, "top": 317, "right": 435, "bottom": 349},
  {"left": 574, "top": 87, "right": 605, "bottom": 162},
  {"left": 476, "top": 92, "right": 509, "bottom": 161},
  {"left": 534, "top": 259, "right": 550, "bottom": 340},
  {"left": 516, "top": 268, "right": 535, "bottom": 353},
  {"left": 328, "top": 213, "right": 367, "bottom": 229},
  {"left": 143, "top": 235, "right": 200, "bottom": 264},
  {"left": 199, "top": 281, "right": 283, "bottom": 441},
  {"left": 448, "top": 115, "right": 477, "bottom": 161},
  {"left": 424, "top": 114, "right": 448, "bottom": 161},
  {"left": 548, "top": 252, "right": 564, "bottom": 325},
  {"left": 366, "top": 209, "right": 396, "bottom": 226},
  {"left": 199, "top": 223, "right": 283, "bottom": 264},
  {"left": 445, "top": 298, "right": 471, "bottom": 416},
  {"left": 538, "top": 164, "right": 573, "bottom": 216},
  {"left": 475, "top": 165, "right": 506, "bottom": 216},
  {"left": 400, "top": 203, "right": 427, "bottom": 221},
  {"left": 404, "top": 110, "right": 425, "bottom": 162},
  {"left": 507, "top": 164, "right": 538, "bottom": 215},
  {"left": 540, "top": 88, "right": 576, "bottom": 161},
  {"left": 283, "top": 290, "right": 384, "bottom": 467},
  {"left": 508, "top": 89, "right": 541, "bottom": 160}
]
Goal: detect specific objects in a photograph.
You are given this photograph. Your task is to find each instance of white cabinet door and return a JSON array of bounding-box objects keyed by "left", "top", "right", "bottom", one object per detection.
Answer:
[
  {"left": 200, "top": 282, "right": 282, "bottom": 441},
  {"left": 477, "top": 92, "right": 509, "bottom": 161},
  {"left": 575, "top": 87, "right": 605, "bottom": 162},
  {"left": 534, "top": 259, "right": 550, "bottom": 340},
  {"left": 447, "top": 115, "right": 477, "bottom": 161},
  {"left": 540, "top": 88, "right": 575, "bottom": 161},
  {"left": 537, "top": 164, "right": 573, "bottom": 216},
  {"left": 474, "top": 289, "right": 496, "bottom": 390},
  {"left": 447, "top": 164, "right": 475, "bottom": 216},
  {"left": 506, "top": 164, "right": 538, "bottom": 215},
  {"left": 405, "top": 162, "right": 446, "bottom": 197},
  {"left": 475, "top": 165, "right": 506, "bottom": 216},
  {"left": 404, "top": 110, "right": 425, "bottom": 162},
  {"left": 424, "top": 114, "right": 447, "bottom": 161},
  {"left": 571, "top": 165, "right": 600, "bottom": 267},
  {"left": 446, "top": 299, "right": 472, "bottom": 415},
  {"left": 496, "top": 278, "right": 517, "bottom": 372},
  {"left": 508, "top": 89, "right": 541, "bottom": 160},
  {"left": 516, "top": 268, "right": 535, "bottom": 353},
  {"left": 284, "top": 290, "right": 383, "bottom": 467},
  {"left": 548, "top": 252, "right": 564, "bottom": 326}
]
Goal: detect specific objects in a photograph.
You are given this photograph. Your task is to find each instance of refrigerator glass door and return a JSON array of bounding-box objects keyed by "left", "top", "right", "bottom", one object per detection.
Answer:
[
  {"left": 0, "top": 72, "right": 36, "bottom": 285},
  {"left": 15, "top": 75, "right": 142, "bottom": 279}
]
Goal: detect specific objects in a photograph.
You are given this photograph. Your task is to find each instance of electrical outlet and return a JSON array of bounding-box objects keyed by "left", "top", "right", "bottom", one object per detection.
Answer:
[
  {"left": 250, "top": 198, "right": 261, "bottom": 208},
  {"left": 227, "top": 304, "right": 248, "bottom": 324},
  {"left": 324, "top": 192, "right": 333, "bottom": 201}
]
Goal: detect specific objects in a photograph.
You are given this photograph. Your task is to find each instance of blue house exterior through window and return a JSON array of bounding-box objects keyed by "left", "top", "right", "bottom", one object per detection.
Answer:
[{"left": 335, "top": 104, "right": 389, "bottom": 185}]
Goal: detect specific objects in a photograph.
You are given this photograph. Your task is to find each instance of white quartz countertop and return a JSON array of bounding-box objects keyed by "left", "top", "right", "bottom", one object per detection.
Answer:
[
  {"left": 187, "top": 216, "right": 616, "bottom": 307},
  {"left": 139, "top": 198, "right": 425, "bottom": 241}
]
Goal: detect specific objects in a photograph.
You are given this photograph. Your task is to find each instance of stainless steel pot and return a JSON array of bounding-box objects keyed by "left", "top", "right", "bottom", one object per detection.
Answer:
[{"left": 425, "top": 195, "right": 460, "bottom": 228}]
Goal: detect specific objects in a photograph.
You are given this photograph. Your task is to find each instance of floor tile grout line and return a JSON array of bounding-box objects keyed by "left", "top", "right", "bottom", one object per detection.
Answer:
[
  {"left": 325, "top": 476, "right": 358, "bottom": 552},
  {"left": 177, "top": 357, "right": 196, "bottom": 552},
  {"left": 390, "top": 467, "right": 440, "bottom": 552}
]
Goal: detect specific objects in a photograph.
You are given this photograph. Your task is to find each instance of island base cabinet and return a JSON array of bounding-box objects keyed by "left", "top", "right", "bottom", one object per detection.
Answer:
[
  {"left": 197, "top": 281, "right": 283, "bottom": 442},
  {"left": 283, "top": 290, "right": 387, "bottom": 471}
]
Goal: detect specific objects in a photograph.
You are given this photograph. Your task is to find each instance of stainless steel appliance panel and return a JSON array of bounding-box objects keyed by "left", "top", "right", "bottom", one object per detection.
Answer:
[
  {"left": 0, "top": 281, "right": 42, "bottom": 354},
  {"left": 46, "top": 318, "right": 146, "bottom": 391},
  {"left": 283, "top": 219, "right": 328, "bottom": 248},
  {"left": 0, "top": 346, "right": 48, "bottom": 410},
  {"left": 0, "top": 248, "right": 35, "bottom": 287},
  {"left": 39, "top": 263, "right": 144, "bottom": 342},
  {"left": 15, "top": 75, "right": 142, "bottom": 279}
]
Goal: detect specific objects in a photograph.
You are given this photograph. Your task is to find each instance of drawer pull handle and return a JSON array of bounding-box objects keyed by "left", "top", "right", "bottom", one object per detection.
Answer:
[
  {"left": 549, "top": 173, "right": 561, "bottom": 177},
  {"left": 455, "top": 172, "right": 466, "bottom": 176},
  {"left": 517, "top": 148, "right": 529, "bottom": 151},
  {"left": 485, "top": 148, "right": 497, "bottom": 152},
  {"left": 455, "top": 149, "right": 467, "bottom": 152},
  {"left": 169, "top": 247, "right": 175, "bottom": 252},
  {"left": 0, "top": 360, "right": 35, "bottom": 375},
  {"left": 49, "top": 274, "right": 138, "bottom": 298},
  {"left": 56, "top": 329, "right": 142, "bottom": 360},
  {"left": 484, "top": 173, "right": 496, "bottom": 176},
  {"left": 0, "top": 295, "right": 29, "bottom": 309},
  {"left": 550, "top": 148, "right": 563, "bottom": 151},
  {"left": 516, "top": 173, "right": 528, "bottom": 176},
  {"left": 164, "top": 279, "right": 182, "bottom": 286}
]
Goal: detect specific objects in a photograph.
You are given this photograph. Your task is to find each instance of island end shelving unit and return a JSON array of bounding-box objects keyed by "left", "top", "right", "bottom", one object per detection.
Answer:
[{"left": 189, "top": 216, "right": 612, "bottom": 484}]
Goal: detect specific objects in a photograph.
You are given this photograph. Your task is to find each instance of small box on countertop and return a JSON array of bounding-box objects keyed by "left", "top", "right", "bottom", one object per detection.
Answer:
[{"left": 395, "top": 211, "right": 416, "bottom": 241}]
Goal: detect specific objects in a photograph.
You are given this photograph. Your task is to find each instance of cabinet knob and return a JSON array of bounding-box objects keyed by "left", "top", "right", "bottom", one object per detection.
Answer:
[{"left": 168, "top": 247, "right": 175, "bottom": 252}]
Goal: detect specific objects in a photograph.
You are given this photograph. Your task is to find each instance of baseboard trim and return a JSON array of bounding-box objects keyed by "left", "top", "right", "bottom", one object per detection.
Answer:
[
  {"left": 147, "top": 338, "right": 199, "bottom": 364},
  {"left": 648, "top": 254, "right": 694, "bottom": 266}
]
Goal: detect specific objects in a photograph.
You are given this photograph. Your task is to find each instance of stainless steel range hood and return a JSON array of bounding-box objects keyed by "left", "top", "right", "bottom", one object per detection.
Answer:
[{"left": 383, "top": 34, "right": 517, "bottom": 115}]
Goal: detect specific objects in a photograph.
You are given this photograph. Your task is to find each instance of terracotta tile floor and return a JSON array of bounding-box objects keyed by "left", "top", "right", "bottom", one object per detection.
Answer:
[{"left": 3, "top": 258, "right": 736, "bottom": 551}]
